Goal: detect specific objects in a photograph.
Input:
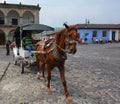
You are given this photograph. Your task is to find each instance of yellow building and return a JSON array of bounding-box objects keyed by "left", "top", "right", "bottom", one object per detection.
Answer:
[{"left": 0, "top": 1, "right": 40, "bottom": 45}]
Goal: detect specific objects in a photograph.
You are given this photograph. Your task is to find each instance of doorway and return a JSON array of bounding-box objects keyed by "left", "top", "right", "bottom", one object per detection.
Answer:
[
  {"left": 112, "top": 31, "right": 116, "bottom": 41},
  {"left": 0, "top": 30, "right": 6, "bottom": 45}
]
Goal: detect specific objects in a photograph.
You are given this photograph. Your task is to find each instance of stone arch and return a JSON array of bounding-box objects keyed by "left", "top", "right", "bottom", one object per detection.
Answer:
[
  {"left": 0, "top": 30, "right": 6, "bottom": 45},
  {"left": 7, "top": 10, "right": 20, "bottom": 25},
  {"left": 8, "top": 29, "right": 15, "bottom": 42},
  {"left": 0, "top": 10, "right": 5, "bottom": 24},
  {"left": 22, "top": 11, "right": 34, "bottom": 25}
]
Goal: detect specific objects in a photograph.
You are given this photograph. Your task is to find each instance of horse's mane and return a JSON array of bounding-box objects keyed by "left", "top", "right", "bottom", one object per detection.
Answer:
[{"left": 55, "top": 25, "right": 77, "bottom": 42}]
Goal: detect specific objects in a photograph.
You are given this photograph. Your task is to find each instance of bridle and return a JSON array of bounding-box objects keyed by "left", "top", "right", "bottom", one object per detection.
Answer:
[
  {"left": 51, "top": 29, "right": 78, "bottom": 61},
  {"left": 54, "top": 29, "right": 78, "bottom": 53}
]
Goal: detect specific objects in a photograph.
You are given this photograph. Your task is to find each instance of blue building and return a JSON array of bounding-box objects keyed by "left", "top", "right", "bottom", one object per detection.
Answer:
[{"left": 76, "top": 24, "right": 120, "bottom": 43}]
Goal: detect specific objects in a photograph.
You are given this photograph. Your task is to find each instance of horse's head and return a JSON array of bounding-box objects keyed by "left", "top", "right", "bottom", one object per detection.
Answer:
[{"left": 63, "top": 23, "right": 79, "bottom": 54}]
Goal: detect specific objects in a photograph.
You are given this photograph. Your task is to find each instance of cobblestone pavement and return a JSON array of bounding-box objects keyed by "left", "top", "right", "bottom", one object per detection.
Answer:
[{"left": 0, "top": 43, "right": 120, "bottom": 104}]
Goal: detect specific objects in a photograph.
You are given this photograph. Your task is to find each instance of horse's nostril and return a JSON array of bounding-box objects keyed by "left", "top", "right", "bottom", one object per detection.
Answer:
[
  {"left": 70, "top": 49, "right": 74, "bottom": 52},
  {"left": 70, "top": 48, "right": 76, "bottom": 54}
]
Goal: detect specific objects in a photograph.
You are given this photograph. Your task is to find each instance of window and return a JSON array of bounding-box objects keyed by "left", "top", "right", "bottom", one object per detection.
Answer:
[
  {"left": 102, "top": 31, "right": 107, "bottom": 37},
  {"left": 92, "top": 31, "right": 97, "bottom": 37},
  {"left": 0, "top": 17, "right": 4, "bottom": 24},
  {"left": 12, "top": 18, "right": 18, "bottom": 25}
]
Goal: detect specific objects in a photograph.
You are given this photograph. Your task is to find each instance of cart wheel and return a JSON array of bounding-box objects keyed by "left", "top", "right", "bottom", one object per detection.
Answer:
[{"left": 21, "top": 61, "right": 24, "bottom": 74}]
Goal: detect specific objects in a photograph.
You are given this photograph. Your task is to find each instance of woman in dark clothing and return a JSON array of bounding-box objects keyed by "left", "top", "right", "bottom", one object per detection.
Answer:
[
  {"left": 13, "top": 27, "right": 21, "bottom": 55},
  {"left": 13, "top": 27, "right": 21, "bottom": 48},
  {"left": 6, "top": 40, "right": 11, "bottom": 55}
]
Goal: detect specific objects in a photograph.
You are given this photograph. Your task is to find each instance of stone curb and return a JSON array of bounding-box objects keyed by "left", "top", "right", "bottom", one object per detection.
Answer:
[{"left": 0, "top": 61, "right": 10, "bottom": 81}]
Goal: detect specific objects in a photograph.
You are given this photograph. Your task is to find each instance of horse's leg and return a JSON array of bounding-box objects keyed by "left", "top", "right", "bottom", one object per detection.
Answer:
[
  {"left": 36, "top": 58, "right": 40, "bottom": 79},
  {"left": 58, "top": 64, "right": 72, "bottom": 102},
  {"left": 40, "top": 63, "right": 45, "bottom": 80},
  {"left": 46, "top": 64, "right": 52, "bottom": 92}
]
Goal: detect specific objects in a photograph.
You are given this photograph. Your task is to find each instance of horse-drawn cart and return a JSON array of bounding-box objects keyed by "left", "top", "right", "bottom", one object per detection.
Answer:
[
  {"left": 13, "top": 23, "right": 80, "bottom": 102},
  {"left": 13, "top": 24, "right": 54, "bottom": 73}
]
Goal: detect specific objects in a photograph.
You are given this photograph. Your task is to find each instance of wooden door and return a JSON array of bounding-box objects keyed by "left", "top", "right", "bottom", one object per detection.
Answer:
[{"left": 0, "top": 32, "right": 6, "bottom": 45}]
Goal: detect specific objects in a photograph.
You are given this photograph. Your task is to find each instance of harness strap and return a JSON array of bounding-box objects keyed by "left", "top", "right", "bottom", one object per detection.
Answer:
[
  {"left": 69, "top": 40, "right": 77, "bottom": 44},
  {"left": 54, "top": 42, "right": 68, "bottom": 53},
  {"left": 52, "top": 44, "right": 67, "bottom": 61},
  {"left": 31, "top": 51, "right": 46, "bottom": 54}
]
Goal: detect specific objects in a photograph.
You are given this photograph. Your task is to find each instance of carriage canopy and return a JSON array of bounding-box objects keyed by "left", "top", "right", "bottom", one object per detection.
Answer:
[{"left": 21, "top": 23, "right": 55, "bottom": 34}]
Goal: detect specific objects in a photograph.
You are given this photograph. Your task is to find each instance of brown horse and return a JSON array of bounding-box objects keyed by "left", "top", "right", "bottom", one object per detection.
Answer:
[{"left": 35, "top": 23, "right": 79, "bottom": 102}]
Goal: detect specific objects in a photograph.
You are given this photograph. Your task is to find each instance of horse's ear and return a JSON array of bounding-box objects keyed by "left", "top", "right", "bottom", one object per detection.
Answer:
[{"left": 63, "top": 23, "right": 69, "bottom": 29}]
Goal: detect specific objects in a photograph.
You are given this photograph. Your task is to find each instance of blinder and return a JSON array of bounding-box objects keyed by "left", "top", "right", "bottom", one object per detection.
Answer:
[{"left": 64, "top": 30, "right": 78, "bottom": 49}]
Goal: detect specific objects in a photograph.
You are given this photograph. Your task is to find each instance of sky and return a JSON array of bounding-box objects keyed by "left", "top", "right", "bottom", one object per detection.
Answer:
[{"left": 1, "top": 0, "right": 120, "bottom": 27}]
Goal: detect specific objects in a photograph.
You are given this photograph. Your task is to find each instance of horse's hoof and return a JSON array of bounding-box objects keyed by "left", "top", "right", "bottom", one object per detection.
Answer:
[
  {"left": 47, "top": 88, "right": 51, "bottom": 92},
  {"left": 40, "top": 77, "right": 46, "bottom": 81},
  {"left": 67, "top": 96, "right": 72, "bottom": 103}
]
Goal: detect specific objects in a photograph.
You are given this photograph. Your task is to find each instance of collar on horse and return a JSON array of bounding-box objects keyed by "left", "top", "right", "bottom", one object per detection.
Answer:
[
  {"left": 45, "top": 39, "right": 67, "bottom": 61},
  {"left": 52, "top": 43, "right": 67, "bottom": 61}
]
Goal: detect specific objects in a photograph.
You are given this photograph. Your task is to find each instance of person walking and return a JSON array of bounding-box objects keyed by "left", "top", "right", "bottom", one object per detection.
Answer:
[
  {"left": 6, "top": 40, "right": 11, "bottom": 56},
  {"left": 13, "top": 26, "right": 21, "bottom": 55}
]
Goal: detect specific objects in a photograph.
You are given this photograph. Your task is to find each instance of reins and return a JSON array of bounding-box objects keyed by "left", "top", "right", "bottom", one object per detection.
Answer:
[{"left": 54, "top": 42, "right": 68, "bottom": 53}]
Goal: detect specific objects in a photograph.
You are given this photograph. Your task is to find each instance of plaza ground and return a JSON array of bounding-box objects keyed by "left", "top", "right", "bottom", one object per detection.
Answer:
[{"left": 0, "top": 43, "right": 120, "bottom": 104}]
